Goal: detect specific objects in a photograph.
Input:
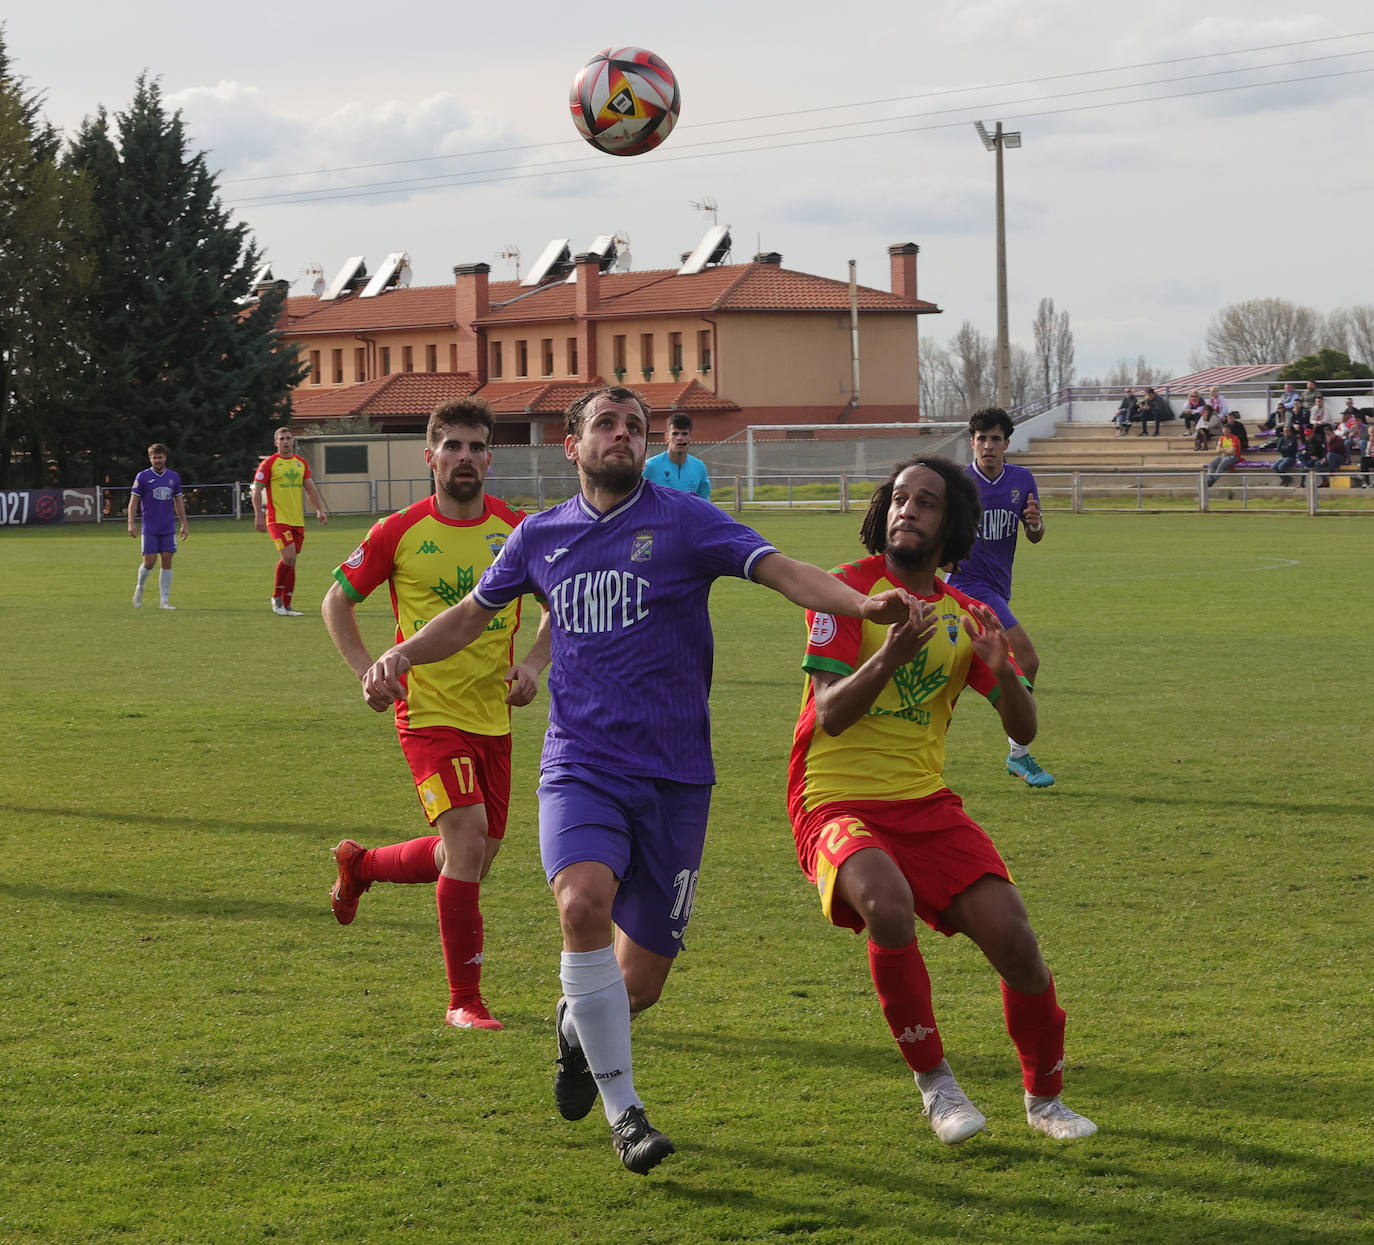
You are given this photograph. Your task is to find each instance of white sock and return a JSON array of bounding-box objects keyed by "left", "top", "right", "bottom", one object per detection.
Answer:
[
  {"left": 560, "top": 946, "right": 639, "bottom": 1124},
  {"left": 136, "top": 566, "right": 152, "bottom": 590},
  {"left": 1008, "top": 739, "right": 1029, "bottom": 759},
  {"left": 160, "top": 569, "right": 173, "bottom": 602}
]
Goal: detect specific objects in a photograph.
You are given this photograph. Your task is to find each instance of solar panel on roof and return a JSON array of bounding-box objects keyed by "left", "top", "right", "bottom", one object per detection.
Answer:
[
  {"left": 321, "top": 256, "right": 367, "bottom": 301},
  {"left": 521, "top": 239, "right": 571, "bottom": 287},
  {"left": 360, "top": 252, "right": 410, "bottom": 298},
  {"left": 678, "top": 225, "right": 731, "bottom": 275}
]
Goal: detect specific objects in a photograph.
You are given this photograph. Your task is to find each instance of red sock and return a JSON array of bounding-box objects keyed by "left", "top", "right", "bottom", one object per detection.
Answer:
[
  {"left": 437, "top": 876, "right": 483, "bottom": 1010},
  {"left": 361, "top": 836, "right": 440, "bottom": 884},
  {"left": 868, "top": 938, "right": 944, "bottom": 1073},
  {"left": 281, "top": 564, "right": 296, "bottom": 609},
  {"left": 1002, "top": 977, "right": 1067, "bottom": 1096},
  {"left": 274, "top": 562, "right": 288, "bottom": 598}
]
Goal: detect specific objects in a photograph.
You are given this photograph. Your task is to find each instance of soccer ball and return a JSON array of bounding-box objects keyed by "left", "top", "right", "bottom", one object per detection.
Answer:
[{"left": 569, "top": 47, "right": 680, "bottom": 157}]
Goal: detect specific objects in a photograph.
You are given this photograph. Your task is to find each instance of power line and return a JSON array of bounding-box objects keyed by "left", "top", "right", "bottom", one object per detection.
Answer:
[{"left": 226, "top": 52, "right": 1374, "bottom": 210}]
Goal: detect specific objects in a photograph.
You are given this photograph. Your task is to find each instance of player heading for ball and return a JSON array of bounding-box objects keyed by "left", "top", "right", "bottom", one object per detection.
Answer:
[
  {"left": 323, "top": 398, "right": 550, "bottom": 1031},
  {"left": 360, "top": 385, "right": 922, "bottom": 1173},
  {"left": 788, "top": 455, "right": 1096, "bottom": 1144}
]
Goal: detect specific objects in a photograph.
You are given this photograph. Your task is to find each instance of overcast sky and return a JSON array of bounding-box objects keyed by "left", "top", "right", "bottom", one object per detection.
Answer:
[{"left": 7, "top": 3, "right": 1372, "bottom": 379}]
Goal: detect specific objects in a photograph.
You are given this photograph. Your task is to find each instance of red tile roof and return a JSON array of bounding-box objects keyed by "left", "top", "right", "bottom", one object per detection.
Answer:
[
  {"left": 475, "top": 377, "right": 739, "bottom": 414},
  {"left": 1167, "top": 364, "right": 1286, "bottom": 388},
  {"left": 278, "top": 259, "right": 938, "bottom": 336},
  {"left": 292, "top": 372, "right": 479, "bottom": 418}
]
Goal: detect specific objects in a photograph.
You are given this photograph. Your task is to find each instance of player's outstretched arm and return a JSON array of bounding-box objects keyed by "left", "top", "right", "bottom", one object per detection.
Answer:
[
  {"left": 250, "top": 481, "right": 267, "bottom": 533},
  {"left": 1023, "top": 492, "right": 1045, "bottom": 543},
  {"left": 322, "top": 581, "right": 374, "bottom": 682},
  {"left": 127, "top": 491, "right": 140, "bottom": 536},
  {"left": 305, "top": 480, "right": 329, "bottom": 525},
  {"left": 505, "top": 603, "right": 553, "bottom": 707},
  {"left": 809, "top": 602, "right": 939, "bottom": 736},
  {"left": 964, "top": 603, "right": 1037, "bottom": 744},
  {"left": 752, "top": 553, "right": 918, "bottom": 623},
  {"left": 361, "top": 594, "right": 500, "bottom": 713}
]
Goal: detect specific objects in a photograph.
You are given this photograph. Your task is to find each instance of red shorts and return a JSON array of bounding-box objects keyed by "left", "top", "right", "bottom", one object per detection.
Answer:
[
  {"left": 396, "top": 725, "right": 512, "bottom": 838},
  {"left": 267, "top": 523, "right": 305, "bottom": 553},
  {"left": 793, "top": 791, "right": 1012, "bottom": 936}
]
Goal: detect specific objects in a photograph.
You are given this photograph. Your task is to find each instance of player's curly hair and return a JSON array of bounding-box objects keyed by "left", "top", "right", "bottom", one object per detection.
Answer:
[
  {"left": 968, "top": 406, "right": 1015, "bottom": 441},
  {"left": 859, "top": 455, "right": 982, "bottom": 569},
  {"left": 564, "top": 386, "right": 652, "bottom": 438}
]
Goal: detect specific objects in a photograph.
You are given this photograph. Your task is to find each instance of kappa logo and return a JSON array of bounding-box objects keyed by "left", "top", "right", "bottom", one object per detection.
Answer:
[
  {"left": 544, "top": 547, "right": 570, "bottom": 564},
  {"left": 809, "top": 612, "right": 838, "bottom": 646},
  {"left": 417, "top": 539, "right": 441, "bottom": 555},
  {"left": 898, "top": 1024, "right": 937, "bottom": 1043},
  {"left": 1050, "top": 1056, "right": 1066, "bottom": 1075},
  {"left": 631, "top": 529, "right": 654, "bottom": 563}
]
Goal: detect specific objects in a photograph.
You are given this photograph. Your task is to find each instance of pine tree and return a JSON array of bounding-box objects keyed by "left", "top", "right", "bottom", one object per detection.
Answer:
[
  {"left": 64, "top": 75, "right": 304, "bottom": 487},
  {"left": 0, "top": 32, "right": 94, "bottom": 487}
]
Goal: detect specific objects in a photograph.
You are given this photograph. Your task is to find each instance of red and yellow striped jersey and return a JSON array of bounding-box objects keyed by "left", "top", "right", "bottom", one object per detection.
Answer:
[
  {"left": 334, "top": 494, "right": 528, "bottom": 734},
  {"left": 787, "top": 556, "right": 1020, "bottom": 815},
  {"left": 254, "top": 453, "right": 313, "bottom": 527}
]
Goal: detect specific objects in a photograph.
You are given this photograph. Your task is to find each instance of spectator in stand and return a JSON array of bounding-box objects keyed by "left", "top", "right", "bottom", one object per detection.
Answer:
[
  {"left": 1193, "top": 405, "right": 1223, "bottom": 451},
  {"left": 1308, "top": 396, "right": 1331, "bottom": 432},
  {"left": 1339, "top": 409, "right": 1368, "bottom": 460},
  {"left": 1324, "top": 428, "right": 1349, "bottom": 481},
  {"left": 1340, "top": 397, "right": 1360, "bottom": 420},
  {"left": 1180, "top": 391, "right": 1206, "bottom": 432},
  {"left": 1136, "top": 387, "right": 1169, "bottom": 437},
  {"left": 1271, "top": 425, "right": 1301, "bottom": 487},
  {"left": 1301, "top": 380, "right": 1322, "bottom": 413},
  {"left": 1265, "top": 384, "right": 1301, "bottom": 432},
  {"left": 1204, "top": 421, "right": 1244, "bottom": 488},
  {"left": 1208, "top": 387, "right": 1230, "bottom": 419},
  {"left": 1113, "top": 388, "right": 1139, "bottom": 436},
  {"left": 1225, "top": 411, "right": 1249, "bottom": 453},
  {"left": 1298, "top": 427, "right": 1327, "bottom": 483},
  {"left": 1360, "top": 417, "right": 1374, "bottom": 488}
]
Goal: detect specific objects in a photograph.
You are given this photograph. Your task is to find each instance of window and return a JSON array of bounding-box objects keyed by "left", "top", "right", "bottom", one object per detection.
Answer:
[
  {"left": 354, "top": 347, "right": 366, "bottom": 382},
  {"left": 425, "top": 344, "right": 438, "bottom": 372},
  {"left": 516, "top": 340, "right": 528, "bottom": 377},
  {"left": 640, "top": 334, "right": 655, "bottom": 373},
  {"left": 324, "top": 444, "right": 369, "bottom": 474},
  {"left": 331, "top": 349, "right": 343, "bottom": 384},
  {"left": 541, "top": 338, "right": 554, "bottom": 377},
  {"left": 566, "top": 337, "right": 578, "bottom": 376},
  {"left": 491, "top": 341, "right": 503, "bottom": 378},
  {"left": 449, "top": 344, "right": 458, "bottom": 372},
  {"left": 379, "top": 347, "right": 391, "bottom": 376},
  {"left": 697, "top": 329, "right": 712, "bottom": 372},
  {"left": 612, "top": 335, "right": 627, "bottom": 373},
  {"left": 309, "top": 351, "right": 321, "bottom": 385},
  {"left": 669, "top": 332, "right": 683, "bottom": 372},
  {"left": 402, "top": 345, "right": 414, "bottom": 373}
]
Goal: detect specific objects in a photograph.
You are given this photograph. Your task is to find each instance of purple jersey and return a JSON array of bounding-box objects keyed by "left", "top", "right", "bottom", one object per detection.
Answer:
[
  {"left": 131, "top": 467, "right": 183, "bottom": 535},
  {"left": 947, "top": 461, "right": 1037, "bottom": 602},
  {"left": 474, "top": 480, "right": 776, "bottom": 784}
]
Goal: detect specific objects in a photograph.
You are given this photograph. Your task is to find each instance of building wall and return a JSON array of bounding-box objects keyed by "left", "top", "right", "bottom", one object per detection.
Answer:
[{"left": 292, "top": 327, "right": 459, "bottom": 388}]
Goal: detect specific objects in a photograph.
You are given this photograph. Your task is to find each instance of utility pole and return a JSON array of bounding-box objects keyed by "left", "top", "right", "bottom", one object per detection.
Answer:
[{"left": 975, "top": 121, "right": 1021, "bottom": 410}]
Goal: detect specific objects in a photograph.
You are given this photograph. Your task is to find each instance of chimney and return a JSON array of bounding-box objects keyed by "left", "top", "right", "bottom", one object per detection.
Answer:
[
  {"left": 254, "top": 278, "right": 292, "bottom": 333},
  {"left": 574, "top": 252, "right": 601, "bottom": 380},
  {"left": 888, "top": 243, "right": 919, "bottom": 301},
  {"left": 453, "top": 262, "right": 491, "bottom": 379},
  {"left": 753, "top": 251, "right": 782, "bottom": 265}
]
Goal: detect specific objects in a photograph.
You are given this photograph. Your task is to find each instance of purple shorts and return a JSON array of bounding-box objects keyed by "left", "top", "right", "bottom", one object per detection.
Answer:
[
  {"left": 537, "top": 763, "right": 712, "bottom": 959},
  {"left": 141, "top": 531, "right": 177, "bottom": 556},
  {"left": 949, "top": 580, "right": 1017, "bottom": 630}
]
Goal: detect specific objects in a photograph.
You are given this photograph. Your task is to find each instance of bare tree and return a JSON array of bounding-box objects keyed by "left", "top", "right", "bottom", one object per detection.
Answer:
[
  {"left": 947, "top": 321, "right": 994, "bottom": 414},
  {"left": 1010, "top": 344, "right": 1036, "bottom": 408},
  {"left": 1200, "top": 298, "right": 1322, "bottom": 365},
  {"left": 1082, "top": 356, "right": 1174, "bottom": 389},
  {"left": 1324, "top": 305, "right": 1374, "bottom": 369},
  {"left": 1031, "top": 298, "right": 1076, "bottom": 396}
]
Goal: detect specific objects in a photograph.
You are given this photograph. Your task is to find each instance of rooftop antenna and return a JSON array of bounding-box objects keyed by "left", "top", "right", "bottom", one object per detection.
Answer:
[
  {"left": 303, "top": 264, "right": 326, "bottom": 297},
  {"left": 690, "top": 196, "right": 718, "bottom": 224},
  {"left": 612, "top": 231, "right": 632, "bottom": 272},
  {"left": 496, "top": 245, "right": 521, "bottom": 280}
]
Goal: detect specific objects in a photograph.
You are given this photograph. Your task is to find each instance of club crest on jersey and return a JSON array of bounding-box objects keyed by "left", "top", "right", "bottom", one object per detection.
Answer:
[
  {"left": 631, "top": 528, "right": 654, "bottom": 563},
  {"left": 809, "top": 612, "right": 838, "bottom": 646},
  {"left": 486, "top": 531, "right": 508, "bottom": 557},
  {"left": 943, "top": 613, "right": 961, "bottom": 645},
  {"left": 344, "top": 544, "right": 366, "bottom": 569}
]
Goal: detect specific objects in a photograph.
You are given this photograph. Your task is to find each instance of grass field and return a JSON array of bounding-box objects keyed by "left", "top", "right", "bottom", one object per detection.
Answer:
[{"left": 1, "top": 511, "right": 1371, "bottom": 1244}]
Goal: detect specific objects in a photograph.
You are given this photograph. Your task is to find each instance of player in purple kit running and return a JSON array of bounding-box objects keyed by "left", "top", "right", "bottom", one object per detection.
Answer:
[
  {"left": 946, "top": 408, "right": 1054, "bottom": 788},
  {"left": 361, "top": 385, "right": 920, "bottom": 1174},
  {"left": 128, "top": 443, "right": 188, "bottom": 610}
]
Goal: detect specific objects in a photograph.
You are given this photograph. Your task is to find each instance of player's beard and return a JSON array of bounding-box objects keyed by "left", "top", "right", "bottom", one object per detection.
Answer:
[
  {"left": 886, "top": 530, "right": 940, "bottom": 571},
  {"left": 438, "top": 472, "right": 482, "bottom": 504},
  {"left": 580, "top": 452, "right": 641, "bottom": 495}
]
